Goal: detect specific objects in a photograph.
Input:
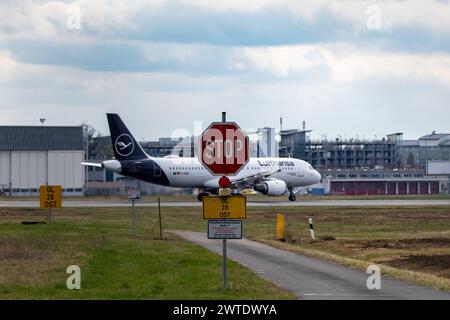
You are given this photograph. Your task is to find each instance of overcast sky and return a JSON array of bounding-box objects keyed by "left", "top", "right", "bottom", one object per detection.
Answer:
[{"left": 1, "top": 0, "right": 449, "bottom": 140}]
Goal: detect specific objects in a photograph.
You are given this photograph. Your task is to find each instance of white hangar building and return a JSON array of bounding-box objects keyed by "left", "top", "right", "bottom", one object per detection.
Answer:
[{"left": 0, "top": 126, "right": 85, "bottom": 196}]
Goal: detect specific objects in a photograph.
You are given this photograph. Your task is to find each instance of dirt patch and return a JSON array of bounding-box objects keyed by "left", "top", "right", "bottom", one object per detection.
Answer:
[
  {"left": 356, "top": 238, "right": 450, "bottom": 250},
  {"left": 269, "top": 207, "right": 450, "bottom": 224},
  {"left": 0, "top": 237, "right": 58, "bottom": 286},
  {"left": 382, "top": 255, "right": 450, "bottom": 279},
  {"left": 0, "top": 239, "right": 51, "bottom": 261},
  {"left": 0, "top": 208, "right": 42, "bottom": 217},
  {"left": 0, "top": 208, "right": 92, "bottom": 224}
]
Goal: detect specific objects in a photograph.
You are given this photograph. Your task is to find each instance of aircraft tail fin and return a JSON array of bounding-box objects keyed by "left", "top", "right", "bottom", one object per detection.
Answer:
[{"left": 106, "top": 113, "right": 149, "bottom": 160}]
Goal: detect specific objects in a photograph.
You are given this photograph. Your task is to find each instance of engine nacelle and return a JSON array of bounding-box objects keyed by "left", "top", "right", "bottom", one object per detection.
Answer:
[{"left": 254, "top": 180, "right": 287, "bottom": 196}]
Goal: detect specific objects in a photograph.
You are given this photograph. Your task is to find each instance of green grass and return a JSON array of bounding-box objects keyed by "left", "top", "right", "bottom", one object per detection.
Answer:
[
  {"left": 2, "top": 204, "right": 450, "bottom": 298},
  {"left": 0, "top": 210, "right": 294, "bottom": 299}
]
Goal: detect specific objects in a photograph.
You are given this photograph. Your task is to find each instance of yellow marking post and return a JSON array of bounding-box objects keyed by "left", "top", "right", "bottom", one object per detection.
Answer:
[
  {"left": 40, "top": 185, "right": 62, "bottom": 209},
  {"left": 277, "top": 213, "right": 285, "bottom": 241},
  {"left": 203, "top": 195, "right": 246, "bottom": 219}
]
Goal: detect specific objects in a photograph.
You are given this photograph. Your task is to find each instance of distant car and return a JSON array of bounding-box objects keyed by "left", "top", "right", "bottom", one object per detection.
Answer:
[{"left": 241, "top": 189, "right": 257, "bottom": 195}]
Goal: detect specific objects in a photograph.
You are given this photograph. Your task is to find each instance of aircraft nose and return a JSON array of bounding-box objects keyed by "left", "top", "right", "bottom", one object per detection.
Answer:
[{"left": 314, "top": 170, "right": 321, "bottom": 183}]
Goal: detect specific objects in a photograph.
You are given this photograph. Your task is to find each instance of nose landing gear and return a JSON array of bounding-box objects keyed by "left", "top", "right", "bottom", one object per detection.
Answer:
[{"left": 288, "top": 188, "right": 296, "bottom": 202}]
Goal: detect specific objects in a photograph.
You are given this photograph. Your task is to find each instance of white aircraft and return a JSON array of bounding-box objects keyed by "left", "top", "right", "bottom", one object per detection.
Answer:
[{"left": 82, "top": 114, "right": 321, "bottom": 201}]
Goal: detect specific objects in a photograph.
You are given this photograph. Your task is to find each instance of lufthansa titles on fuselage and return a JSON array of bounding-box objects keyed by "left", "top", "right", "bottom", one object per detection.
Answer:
[{"left": 257, "top": 160, "right": 295, "bottom": 167}]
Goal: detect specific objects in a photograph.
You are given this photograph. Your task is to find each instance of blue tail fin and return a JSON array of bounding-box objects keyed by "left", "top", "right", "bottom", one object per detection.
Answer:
[{"left": 107, "top": 113, "right": 148, "bottom": 160}]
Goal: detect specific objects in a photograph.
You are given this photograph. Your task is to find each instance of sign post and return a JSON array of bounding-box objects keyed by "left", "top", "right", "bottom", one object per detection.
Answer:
[
  {"left": 128, "top": 189, "right": 140, "bottom": 237},
  {"left": 158, "top": 196, "right": 163, "bottom": 240},
  {"left": 40, "top": 185, "right": 62, "bottom": 224},
  {"left": 200, "top": 112, "right": 249, "bottom": 289}
]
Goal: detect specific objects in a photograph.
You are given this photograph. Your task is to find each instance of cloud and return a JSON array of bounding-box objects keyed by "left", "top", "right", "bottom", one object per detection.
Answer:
[
  {"left": 1, "top": 50, "right": 450, "bottom": 140},
  {"left": 238, "top": 43, "right": 450, "bottom": 88},
  {"left": 240, "top": 45, "right": 323, "bottom": 77},
  {"left": 0, "top": 51, "right": 17, "bottom": 82},
  {"left": 0, "top": 0, "right": 450, "bottom": 140},
  {"left": 1, "top": 0, "right": 450, "bottom": 48}
]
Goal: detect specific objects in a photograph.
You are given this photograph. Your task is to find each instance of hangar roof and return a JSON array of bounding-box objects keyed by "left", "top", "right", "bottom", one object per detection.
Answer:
[
  {"left": 419, "top": 133, "right": 450, "bottom": 140},
  {"left": 0, "top": 126, "right": 84, "bottom": 151}
]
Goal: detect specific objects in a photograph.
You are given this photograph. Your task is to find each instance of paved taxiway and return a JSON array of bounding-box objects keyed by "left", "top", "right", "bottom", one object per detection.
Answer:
[
  {"left": 172, "top": 230, "right": 450, "bottom": 300},
  {"left": 1, "top": 199, "right": 450, "bottom": 207}
]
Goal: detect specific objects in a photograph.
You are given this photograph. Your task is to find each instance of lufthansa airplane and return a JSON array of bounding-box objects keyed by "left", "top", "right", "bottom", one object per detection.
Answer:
[{"left": 82, "top": 114, "right": 321, "bottom": 201}]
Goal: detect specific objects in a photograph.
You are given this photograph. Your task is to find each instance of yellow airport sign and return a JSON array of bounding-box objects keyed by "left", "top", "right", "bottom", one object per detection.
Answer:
[
  {"left": 203, "top": 195, "right": 246, "bottom": 219},
  {"left": 40, "top": 185, "right": 62, "bottom": 209}
]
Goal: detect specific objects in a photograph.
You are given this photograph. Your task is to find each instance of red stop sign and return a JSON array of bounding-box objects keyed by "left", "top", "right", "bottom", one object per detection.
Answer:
[{"left": 200, "top": 122, "right": 249, "bottom": 175}]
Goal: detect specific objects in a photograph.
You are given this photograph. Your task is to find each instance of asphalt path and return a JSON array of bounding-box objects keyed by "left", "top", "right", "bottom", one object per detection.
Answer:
[
  {"left": 172, "top": 230, "right": 450, "bottom": 300},
  {"left": 1, "top": 199, "right": 450, "bottom": 208}
]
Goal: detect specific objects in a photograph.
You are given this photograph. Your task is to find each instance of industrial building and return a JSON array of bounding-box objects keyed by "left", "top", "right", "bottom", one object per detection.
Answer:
[
  {"left": 280, "top": 128, "right": 450, "bottom": 171},
  {"left": 279, "top": 128, "right": 310, "bottom": 160},
  {"left": 256, "top": 127, "right": 278, "bottom": 158},
  {"left": 307, "top": 138, "right": 398, "bottom": 169},
  {"left": 277, "top": 126, "right": 450, "bottom": 195},
  {"left": 280, "top": 128, "right": 399, "bottom": 170},
  {"left": 0, "top": 126, "right": 85, "bottom": 196},
  {"left": 320, "top": 168, "right": 447, "bottom": 196},
  {"left": 398, "top": 132, "right": 450, "bottom": 167},
  {"left": 142, "top": 137, "right": 195, "bottom": 158}
]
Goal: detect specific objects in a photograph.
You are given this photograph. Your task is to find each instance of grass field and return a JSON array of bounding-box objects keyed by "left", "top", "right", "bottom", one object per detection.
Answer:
[
  {"left": 0, "top": 208, "right": 294, "bottom": 299},
  {"left": 244, "top": 206, "right": 450, "bottom": 291},
  {"left": 1, "top": 204, "right": 450, "bottom": 298}
]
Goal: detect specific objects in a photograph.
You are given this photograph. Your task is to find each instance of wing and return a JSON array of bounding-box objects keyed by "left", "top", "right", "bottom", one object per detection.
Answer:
[{"left": 229, "top": 168, "right": 281, "bottom": 189}]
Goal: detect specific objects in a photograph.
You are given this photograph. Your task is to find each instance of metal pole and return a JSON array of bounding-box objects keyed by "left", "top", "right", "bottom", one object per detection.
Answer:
[
  {"left": 47, "top": 151, "right": 50, "bottom": 224},
  {"left": 221, "top": 112, "right": 227, "bottom": 289},
  {"left": 158, "top": 196, "right": 162, "bottom": 240},
  {"left": 222, "top": 239, "right": 227, "bottom": 289},
  {"left": 9, "top": 150, "right": 12, "bottom": 197},
  {"left": 85, "top": 125, "right": 88, "bottom": 195},
  {"left": 46, "top": 150, "right": 49, "bottom": 185},
  {"left": 131, "top": 200, "right": 136, "bottom": 237}
]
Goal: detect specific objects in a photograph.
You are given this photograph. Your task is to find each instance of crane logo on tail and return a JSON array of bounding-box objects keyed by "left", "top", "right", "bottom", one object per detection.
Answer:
[{"left": 115, "top": 134, "right": 134, "bottom": 157}]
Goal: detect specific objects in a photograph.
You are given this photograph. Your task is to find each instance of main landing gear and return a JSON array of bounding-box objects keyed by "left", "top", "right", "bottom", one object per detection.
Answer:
[{"left": 288, "top": 188, "right": 296, "bottom": 202}]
